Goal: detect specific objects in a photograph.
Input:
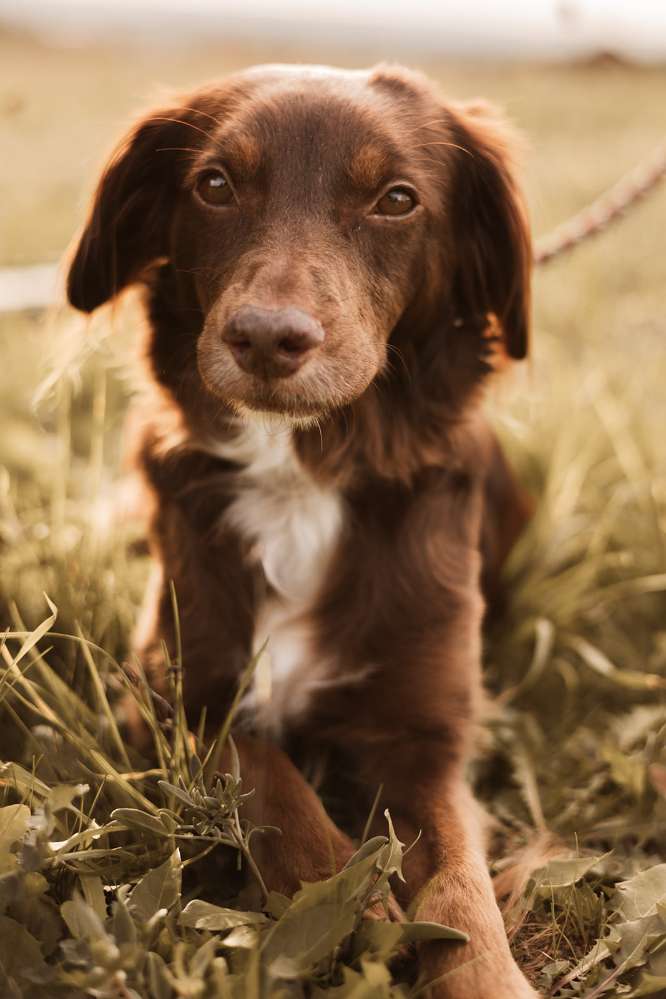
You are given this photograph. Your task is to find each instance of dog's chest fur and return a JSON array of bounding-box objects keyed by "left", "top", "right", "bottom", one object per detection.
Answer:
[{"left": 214, "top": 419, "right": 343, "bottom": 733}]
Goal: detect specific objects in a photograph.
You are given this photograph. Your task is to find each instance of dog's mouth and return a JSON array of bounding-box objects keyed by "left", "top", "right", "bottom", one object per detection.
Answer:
[
  {"left": 196, "top": 345, "right": 336, "bottom": 420},
  {"left": 228, "top": 376, "right": 333, "bottom": 422},
  {"left": 198, "top": 308, "right": 384, "bottom": 420}
]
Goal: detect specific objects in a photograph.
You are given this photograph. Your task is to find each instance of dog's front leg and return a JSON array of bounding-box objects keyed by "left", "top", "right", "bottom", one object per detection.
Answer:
[
  {"left": 219, "top": 734, "right": 356, "bottom": 899},
  {"left": 384, "top": 763, "right": 538, "bottom": 999}
]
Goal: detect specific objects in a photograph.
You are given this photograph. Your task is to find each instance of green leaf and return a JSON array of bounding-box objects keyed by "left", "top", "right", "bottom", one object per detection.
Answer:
[
  {"left": 532, "top": 853, "right": 608, "bottom": 894},
  {"left": 358, "top": 918, "right": 467, "bottom": 964},
  {"left": 398, "top": 920, "right": 468, "bottom": 943},
  {"left": 616, "top": 865, "right": 666, "bottom": 921},
  {"left": 190, "top": 935, "right": 220, "bottom": 978},
  {"left": 354, "top": 920, "right": 403, "bottom": 961},
  {"left": 60, "top": 896, "right": 107, "bottom": 941},
  {"left": 627, "top": 972, "right": 666, "bottom": 998},
  {"left": 0, "top": 804, "right": 30, "bottom": 873},
  {"left": 0, "top": 763, "right": 50, "bottom": 801},
  {"left": 111, "top": 807, "right": 172, "bottom": 838},
  {"left": 569, "top": 635, "right": 666, "bottom": 691},
  {"left": 180, "top": 900, "right": 268, "bottom": 932},
  {"left": 80, "top": 874, "right": 106, "bottom": 923},
  {"left": 146, "top": 951, "right": 172, "bottom": 999},
  {"left": 312, "top": 962, "right": 393, "bottom": 998},
  {"left": 261, "top": 848, "right": 384, "bottom": 974},
  {"left": 7, "top": 594, "right": 57, "bottom": 669},
  {"left": 342, "top": 836, "right": 388, "bottom": 869},
  {"left": 128, "top": 850, "right": 181, "bottom": 923},
  {"left": 112, "top": 897, "right": 137, "bottom": 947},
  {"left": 264, "top": 891, "right": 290, "bottom": 919},
  {"left": 0, "top": 915, "right": 50, "bottom": 984},
  {"left": 608, "top": 915, "right": 664, "bottom": 970},
  {"left": 379, "top": 810, "right": 405, "bottom": 884},
  {"left": 157, "top": 781, "right": 195, "bottom": 809},
  {"left": 48, "top": 783, "right": 89, "bottom": 813},
  {"left": 221, "top": 924, "right": 261, "bottom": 949}
]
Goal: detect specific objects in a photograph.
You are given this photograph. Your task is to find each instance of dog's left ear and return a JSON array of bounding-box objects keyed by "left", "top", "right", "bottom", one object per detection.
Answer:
[
  {"left": 447, "top": 101, "right": 532, "bottom": 360},
  {"left": 67, "top": 103, "right": 203, "bottom": 313}
]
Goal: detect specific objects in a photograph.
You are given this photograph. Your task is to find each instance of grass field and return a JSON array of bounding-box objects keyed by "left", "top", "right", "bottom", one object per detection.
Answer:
[{"left": 1, "top": 24, "right": 666, "bottom": 998}]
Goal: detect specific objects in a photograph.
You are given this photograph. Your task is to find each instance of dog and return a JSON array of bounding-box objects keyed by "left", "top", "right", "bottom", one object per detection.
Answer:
[{"left": 67, "top": 63, "right": 536, "bottom": 997}]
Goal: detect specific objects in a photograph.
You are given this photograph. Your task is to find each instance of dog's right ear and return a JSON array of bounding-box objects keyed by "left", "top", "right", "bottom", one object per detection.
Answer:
[
  {"left": 446, "top": 100, "right": 532, "bottom": 360},
  {"left": 67, "top": 103, "right": 209, "bottom": 313}
]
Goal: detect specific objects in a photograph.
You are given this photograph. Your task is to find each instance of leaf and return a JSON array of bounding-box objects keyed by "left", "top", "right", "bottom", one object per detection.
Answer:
[
  {"left": 128, "top": 851, "right": 181, "bottom": 923},
  {"left": 0, "top": 964, "right": 21, "bottom": 999},
  {"left": 146, "top": 951, "right": 172, "bottom": 999},
  {"left": 264, "top": 891, "right": 290, "bottom": 919},
  {"left": 538, "top": 959, "right": 571, "bottom": 990},
  {"left": 359, "top": 958, "right": 392, "bottom": 990},
  {"left": 533, "top": 853, "right": 608, "bottom": 894},
  {"left": 610, "top": 915, "right": 664, "bottom": 968},
  {"left": 627, "top": 972, "right": 666, "bottom": 998},
  {"left": 48, "top": 783, "right": 89, "bottom": 814},
  {"left": 342, "top": 836, "right": 388, "bottom": 870},
  {"left": 0, "top": 763, "right": 50, "bottom": 800},
  {"left": 0, "top": 804, "right": 30, "bottom": 873},
  {"left": 221, "top": 924, "right": 261, "bottom": 949},
  {"left": 111, "top": 807, "right": 172, "bottom": 838},
  {"left": 380, "top": 810, "right": 405, "bottom": 884},
  {"left": 313, "top": 962, "right": 393, "bottom": 998},
  {"left": 357, "top": 918, "right": 467, "bottom": 964},
  {"left": 80, "top": 875, "right": 106, "bottom": 923},
  {"left": 261, "top": 848, "right": 384, "bottom": 974},
  {"left": 112, "top": 896, "right": 137, "bottom": 947},
  {"left": 7, "top": 594, "right": 57, "bottom": 669},
  {"left": 190, "top": 936, "right": 220, "bottom": 978},
  {"left": 180, "top": 900, "right": 268, "bottom": 932},
  {"left": 0, "top": 916, "right": 50, "bottom": 983},
  {"left": 157, "top": 781, "right": 195, "bottom": 809},
  {"left": 569, "top": 636, "right": 666, "bottom": 691},
  {"left": 398, "top": 920, "right": 468, "bottom": 943},
  {"left": 60, "top": 896, "right": 107, "bottom": 941},
  {"left": 616, "top": 865, "right": 666, "bottom": 921},
  {"left": 356, "top": 920, "right": 404, "bottom": 961}
]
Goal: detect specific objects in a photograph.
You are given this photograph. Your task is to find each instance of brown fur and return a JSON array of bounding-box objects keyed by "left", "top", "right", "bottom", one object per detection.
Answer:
[{"left": 67, "top": 63, "right": 536, "bottom": 997}]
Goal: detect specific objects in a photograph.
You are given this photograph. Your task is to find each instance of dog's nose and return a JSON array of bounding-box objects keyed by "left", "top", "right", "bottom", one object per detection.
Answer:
[{"left": 222, "top": 305, "right": 325, "bottom": 378}]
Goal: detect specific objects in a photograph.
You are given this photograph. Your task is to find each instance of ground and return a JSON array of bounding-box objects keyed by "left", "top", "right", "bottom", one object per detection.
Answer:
[{"left": 1, "top": 24, "right": 666, "bottom": 998}]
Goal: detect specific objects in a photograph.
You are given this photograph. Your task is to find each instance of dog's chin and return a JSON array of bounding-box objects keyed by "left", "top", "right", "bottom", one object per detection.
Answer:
[
  {"left": 226, "top": 385, "right": 331, "bottom": 425},
  {"left": 200, "top": 365, "right": 376, "bottom": 426},
  {"left": 233, "top": 404, "right": 322, "bottom": 431}
]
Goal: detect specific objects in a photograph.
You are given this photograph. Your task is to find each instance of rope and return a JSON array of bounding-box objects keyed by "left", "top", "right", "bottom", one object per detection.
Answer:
[{"left": 534, "top": 140, "right": 666, "bottom": 266}]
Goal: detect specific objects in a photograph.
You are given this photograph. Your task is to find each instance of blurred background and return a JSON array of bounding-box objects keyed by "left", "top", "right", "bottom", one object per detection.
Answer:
[{"left": 1, "top": 2, "right": 665, "bottom": 994}]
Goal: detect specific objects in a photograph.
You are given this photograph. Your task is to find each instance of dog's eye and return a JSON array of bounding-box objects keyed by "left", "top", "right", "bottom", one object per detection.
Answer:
[
  {"left": 195, "top": 169, "right": 234, "bottom": 207},
  {"left": 374, "top": 186, "right": 416, "bottom": 217}
]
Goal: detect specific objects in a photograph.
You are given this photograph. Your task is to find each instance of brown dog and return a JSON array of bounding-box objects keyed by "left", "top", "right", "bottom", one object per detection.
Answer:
[{"left": 67, "top": 63, "right": 536, "bottom": 997}]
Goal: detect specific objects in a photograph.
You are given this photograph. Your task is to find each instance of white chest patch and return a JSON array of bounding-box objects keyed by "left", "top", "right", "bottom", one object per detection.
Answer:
[{"left": 211, "top": 416, "right": 344, "bottom": 733}]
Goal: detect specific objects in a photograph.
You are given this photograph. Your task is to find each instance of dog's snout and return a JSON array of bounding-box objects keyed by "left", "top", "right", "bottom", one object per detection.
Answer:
[{"left": 223, "top": 305, "right": 325, "bottom": 378}]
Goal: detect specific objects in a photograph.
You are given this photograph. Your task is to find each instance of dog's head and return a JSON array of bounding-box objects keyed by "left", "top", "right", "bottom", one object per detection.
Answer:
[{"left": 67, "top": 64, "right": 531, "bottom": 420}]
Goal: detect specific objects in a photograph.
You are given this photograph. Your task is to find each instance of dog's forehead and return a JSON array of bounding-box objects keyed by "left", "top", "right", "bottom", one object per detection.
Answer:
[
  {"left": 209, "top": 64, "right": 432, "bottom": 182},
  {"left": 235, "top": 62, "right": 427, "bottom": 115}
]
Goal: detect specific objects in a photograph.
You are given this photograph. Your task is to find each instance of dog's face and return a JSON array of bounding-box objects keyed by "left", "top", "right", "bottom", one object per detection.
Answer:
[{"left": 68, "top": 64, "right": 530, "bottom": 420}]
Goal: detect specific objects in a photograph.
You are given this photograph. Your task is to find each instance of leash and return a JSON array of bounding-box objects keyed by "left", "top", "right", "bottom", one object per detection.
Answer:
[{"left": 533, "top": 140, "right": 666, "bottom": 266}]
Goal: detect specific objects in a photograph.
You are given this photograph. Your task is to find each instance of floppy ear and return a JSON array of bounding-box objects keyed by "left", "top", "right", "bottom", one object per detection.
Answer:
[
  {"left": 67, "top": 104, "right": 205, "bottom": 313},
  {"left": 447, "top": 101, "right": 532, "bottom": 360}
]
